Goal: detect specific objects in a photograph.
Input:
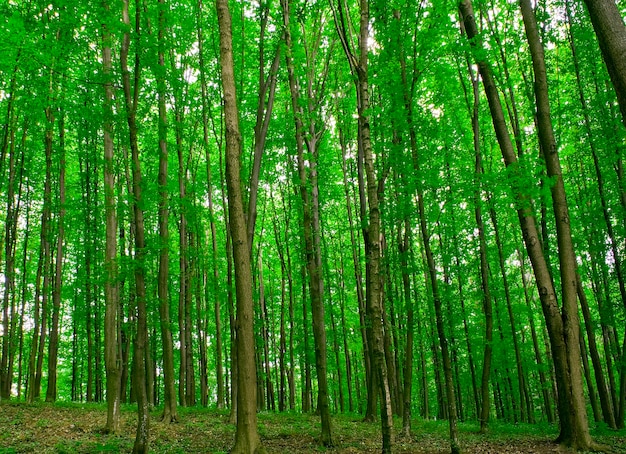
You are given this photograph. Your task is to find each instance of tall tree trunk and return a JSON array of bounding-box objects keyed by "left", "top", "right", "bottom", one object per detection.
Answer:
[
  {"left": 581, "top": 0, "right": 626, "bottom": 127},
  {"left": 216, "top": 0, "right": 262, "bottom": 450},
  {"left": 338, "top": 129, "right": 370, "bottom": 416},
  {"left": 246, "top": 3, "right": 280, "bottom": 252},
  {"left": 46, "top": 106, "right": 66, "bottom": 403},
  {"left": 177, "top": 121, "right": 189, "bottom": 407},
  {"left": 197, "top": 0, "right": 224, "bottom": 407},
  {"left": 120, "top": 0, "right": 149, "bottom": 450},
  {"left": 13, "top": 129, "right": 29, "bottom": 402},
  {"left": 519, "top": 249, "right": 554, "bottom": 423},
  {"left": 460, "top": 0, "right": 592, "bottom": 447},
  {"left": 156, "top": 0, "right": 177, "bottom": 423},
  {"left": 519, "top": 0, "right": 592, "bottom": 445},
  {"left": 281, "top": 0, "right": 332, "bottom": 443},
  {"left": 470, "top": 92, "right": 494, "bottom": 432},
  {"left": 333, "top": 0, "right": 393, "bottom": 450},
  {"left": 0, "top": 114, "right": 18, "bottom": 401},
  {"left": 566, "top": 7, "right": 617, "bottom": 428},
  {"left": 399, "top": 220, "right": 414, "bottom": 437},
  {"left": 27, "top": 65, "right": 55, "bottom": 404},
  {"left": 101, "top": 0, "right": 122, "bottom": 432}
]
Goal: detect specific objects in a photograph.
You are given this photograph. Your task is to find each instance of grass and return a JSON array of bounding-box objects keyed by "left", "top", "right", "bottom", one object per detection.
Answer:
[{"left": 0, "top": 401, "right": 624, "bottom": 453}]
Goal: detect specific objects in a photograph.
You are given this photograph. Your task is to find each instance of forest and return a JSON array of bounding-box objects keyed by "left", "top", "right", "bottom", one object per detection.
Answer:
[{"left": 0, "top": 0, "right": 626, "bottom": 452}]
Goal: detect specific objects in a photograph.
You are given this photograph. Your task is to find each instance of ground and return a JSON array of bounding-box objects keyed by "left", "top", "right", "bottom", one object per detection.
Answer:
[{"left": 0, "top": 402, "right": 624, "bottom": 453}]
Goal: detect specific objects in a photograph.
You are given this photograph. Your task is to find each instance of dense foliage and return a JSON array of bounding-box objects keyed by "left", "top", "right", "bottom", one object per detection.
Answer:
[{"left": 1, "top": 0, "right": 625, "bottom": 452}]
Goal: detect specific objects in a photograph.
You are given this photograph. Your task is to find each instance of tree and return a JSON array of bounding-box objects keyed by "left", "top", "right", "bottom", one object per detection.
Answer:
[
  {"left": 333, "top": 0, "right": 394, "bottom": 451},
  {"left": 216, "top": 0, "right": 262, "bottom": 450},
  {"left": 155, "top": 0, "right": 177, "bottom": 424},
  {"left": 459, "top": 0, "right": 593, "bottom": 448},
  {"left": 101, "top": 0, "right": 122, "bottom": 433},
  {"left": 281, "top": 0, "right": 332, "bottom": 445},
  {"left": 518, "top": 0, "right": 592, "bottom": 446},
  {"left": 119, "top": 0, "right": 150, "bottom": 449},
  {"left": 582, "top": 0, "right": 626, "bottom": 128}
]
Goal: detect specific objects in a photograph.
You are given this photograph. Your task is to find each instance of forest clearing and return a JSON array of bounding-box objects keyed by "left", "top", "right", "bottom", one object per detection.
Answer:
[
  {"left": 2, "top": 0, "right": 626, "bottom": 453},
  {"left": 0, "top": 402, "right": 624, "bottom": 453}
]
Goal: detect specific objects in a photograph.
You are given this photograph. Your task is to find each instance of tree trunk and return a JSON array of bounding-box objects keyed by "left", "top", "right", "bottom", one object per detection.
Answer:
[
  {"left": 46, "top": 107, "right": 66, "bottom": 403},
  {"left": 216, "top": 0, "right": 262, "bottom": 449},
  {"left": 519, "top": 0, "right": 592, "bottom": 445},
  {"left": 460, "top": 0, "right": 592, "bottom": 447},
  {"left": 519, "top": 250, "right": 554, "bottom": 423},
  {"left": 155, "top": 0, "right": 177, "bottom": 424},
  {"left": 333, "top": 0, "right": 394, "bottom": 449},
  {"left": 120, "top": 0, "right": 149, "bottom": 450},
  {"left": 581, "top": 0, "right": 626, "bottom": 127},
  {"left": 101, "top": 0, "right": 122, "bottom": 432},
  {"left": 566, "top": 8, "right": 618, "bottom": 428},
  {"left": 399, "top": 221, "right": 414, "bottom": 437},
  {"left": 0, "top": 108, "right": 18, "bottom": 401},
  {"left": 338, "top": 128, "right": 370, "bottom": 418},
  {"left": 281, "top": 0, "right": 332, "bottom": 442},
  {"left": 197, "top": 1, "right": 225, "bottom": 406},
  {"left": 246, "top": 2, "right": 280, "bottom": 252},
  {"left": 471, "top": 100, "right": 494, "bottom": 432}
]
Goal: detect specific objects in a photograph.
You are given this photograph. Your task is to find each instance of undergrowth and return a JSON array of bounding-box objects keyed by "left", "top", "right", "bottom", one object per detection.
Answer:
[{"left": 0, "top": 401, "right": 624, "bottom": 453}]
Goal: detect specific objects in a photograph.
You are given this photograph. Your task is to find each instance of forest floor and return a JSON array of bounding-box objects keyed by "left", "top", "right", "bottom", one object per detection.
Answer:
[{"left": 0, "top": 402, "right": 624, "bottom": 453}]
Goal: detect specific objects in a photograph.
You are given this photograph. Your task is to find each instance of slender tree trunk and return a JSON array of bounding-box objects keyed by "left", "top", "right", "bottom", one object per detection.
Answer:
[
  {"left": 14, "top": 151, "right": 30, "bottom": 402},
  {"left": 399, "top": 220, "right": 414, "bottom": 437},
  {"left": 338, "top": 255, "right": 354, "bottom": 413},
  {"left": 79, "top": 153, "right": 95, "bottom": 403},
  {"left": 120, "top": 0, "right": 149, "bottom": 450},
  {"left": 29, "top": 68, "right": 56, "bottom": 404},
  {"left": 472, "top": 115, "right": 494, "bottom": 432},
  {"left": 102, "top": 0, "right": 121, "bottom": 432},
  {"left": 519, "top": 250, "right": 554, "bottom": 423},
  {"left": 197, "top": 2, "right": 225, "bottom": 406},
  {"left": 46, "top": 107, "right": 66, "bottom": 403},
  {"left": 567, "top": 13, "right": 618, "bottom": 430},
  {"left": 273, "top": 211, "right": 288, "bottom": 412},
  {"left": 246, "top": 3, "right": 280, "bottom": 252},
  {"left": 156, "top": 0, "right": 177, "bottom": 423},
  {"left": 333, "top": 0, "right": 394, "bottom": 449},
  {"left": 338, "top": 129, "right": 370, "bottom": 417},
  {"left": 216, "top": 0, "right": 262, "bottom": 449},
  {"left": 460, "top": 1, "right": 592, "bottom": 447},
  {"left": 519, "top": 0, "right": 592, "bottom": 445},
  {"left": 0, "top": 116, "right": 18, "bottom": 401},
  {"left": 281, "top": 0, "right": 332, "bottom": 442}
]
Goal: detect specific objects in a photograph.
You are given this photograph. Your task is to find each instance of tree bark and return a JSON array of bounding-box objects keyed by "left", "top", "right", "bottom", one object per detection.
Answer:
[
  {"left": 519, "top": 0, "right": 592, "bottom": 446},
  {"left": 120, "top": 0, "right": 149, "bottom": 450},
  {"left": 398, "top": 220, "right": 414, "bottom": 437},
  {"left": 460, "top": 0, "right": 592, "bottom": 448},
  {"left": 216, "top": 0, "right": 262, "bottom": 450},
  {"left": 581, "top": 0, "right": 626, "bottom": 128},
  {"left": 101, "top": 0, "right": 122, "bottom": 432},
  {"left": 281, "top": 0, "right": 332, "bottom": 443},
  {"left": 156, "top": 0, "right": 177, "bottom": 424},
  {"left": 0, "top": 103, "right": 18, "bottom": 401},
  {"left": 197, "top": 0, "right": 225, "bottom": 408},
  {"left": 333, "top": 0, "right": 394, "bottom": 450},
  {"left": 45, "top": 106, "right": 66, "bottom": 403}
]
